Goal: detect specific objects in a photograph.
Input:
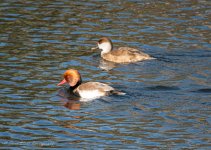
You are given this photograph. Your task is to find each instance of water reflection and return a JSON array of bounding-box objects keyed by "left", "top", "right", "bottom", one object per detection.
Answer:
[
  {"left": 99, "top": 59, "right": 118, "bottom": 70},
  {"left": 64, "top": 101, "right": 81, "bottom": 110},
  {"left": 57, "top": 88, "right": 81, "bottom": 110}
]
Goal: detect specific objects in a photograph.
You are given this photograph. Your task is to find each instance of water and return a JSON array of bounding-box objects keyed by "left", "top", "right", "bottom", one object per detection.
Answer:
[{"left": 0, "top": 0, "right": 210, "bottom": 149}]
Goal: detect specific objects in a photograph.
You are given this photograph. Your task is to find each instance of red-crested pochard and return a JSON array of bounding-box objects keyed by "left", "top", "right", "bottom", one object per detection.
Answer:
[
  {"left": 57, "top": 69, "right": 125, "bottom": 99},
  {"left": 92, "top": 37, "right": 154, "bottom": 63}
]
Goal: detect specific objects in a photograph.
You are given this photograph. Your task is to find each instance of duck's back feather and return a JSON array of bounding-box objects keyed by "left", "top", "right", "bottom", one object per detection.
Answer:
[
  {"left": 74, "top": 82, "right": 114, "bottom": 98},
  {"left": 102, "top": 47, "right": 153, "bottom": 63}
]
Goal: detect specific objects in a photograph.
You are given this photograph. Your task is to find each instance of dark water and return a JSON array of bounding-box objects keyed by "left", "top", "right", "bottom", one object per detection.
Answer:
[{"left": 1, "top": 0, "right": 211, "bottom": 149}]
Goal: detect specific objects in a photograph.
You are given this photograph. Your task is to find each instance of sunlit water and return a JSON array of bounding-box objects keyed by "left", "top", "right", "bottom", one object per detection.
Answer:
[{"left": 1, "top": 0, "right": 211, "bottom": 149}]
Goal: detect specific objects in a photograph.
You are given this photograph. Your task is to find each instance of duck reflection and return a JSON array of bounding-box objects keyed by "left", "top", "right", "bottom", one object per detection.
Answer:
[
  {"left": 64, "top": 100, "right": 81, "bottom": 110},
  {"left": 99, "top": 59, "right": 118, "bottom": 71},
  {"left": 57, "top": 88, "right": 81, "bottom": 110}
]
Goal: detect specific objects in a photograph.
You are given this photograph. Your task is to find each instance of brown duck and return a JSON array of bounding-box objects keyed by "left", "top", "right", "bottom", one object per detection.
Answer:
[{"left": 92, "top": 37, "right": 155, "bottom": 63}]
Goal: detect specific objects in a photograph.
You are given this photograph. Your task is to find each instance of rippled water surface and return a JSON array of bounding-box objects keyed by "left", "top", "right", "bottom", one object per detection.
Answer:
[{"left": 1, "top": 0, "right": 211, "bottom": 149}]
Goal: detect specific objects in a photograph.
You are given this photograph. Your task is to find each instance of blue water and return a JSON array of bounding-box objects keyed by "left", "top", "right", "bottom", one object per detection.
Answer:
[{"left": 0, "top": 0, "right": 211, "bottom": 149}]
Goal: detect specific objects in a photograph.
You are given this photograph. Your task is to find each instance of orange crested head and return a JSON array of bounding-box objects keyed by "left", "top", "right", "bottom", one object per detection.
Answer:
[{"left": 57, "top": 69, "right": 81, "bottom": 87}]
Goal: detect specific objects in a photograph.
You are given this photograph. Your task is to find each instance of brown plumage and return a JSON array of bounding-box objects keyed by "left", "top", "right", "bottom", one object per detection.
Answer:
[{"left": 94, "top": 37, "right": 154, "bottom": 63}]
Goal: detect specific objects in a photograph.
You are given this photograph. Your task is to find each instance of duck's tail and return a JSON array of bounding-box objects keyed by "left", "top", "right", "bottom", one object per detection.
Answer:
[
  {"left": 109, "top": 90, "right": 126, "bottom": 96},
  {"left": 149, "top": 56, "right": 156, "bottom": 60}
]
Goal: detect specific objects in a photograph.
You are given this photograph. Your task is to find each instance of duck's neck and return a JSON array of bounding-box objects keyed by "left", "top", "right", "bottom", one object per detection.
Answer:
[{"left": 69, "top": 80, "right": 82, "bottom": 91}]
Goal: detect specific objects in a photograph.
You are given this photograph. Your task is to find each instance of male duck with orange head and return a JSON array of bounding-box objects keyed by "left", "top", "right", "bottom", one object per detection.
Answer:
[{"left": 58, "top": 69, "right": 125, "bottom": 99}]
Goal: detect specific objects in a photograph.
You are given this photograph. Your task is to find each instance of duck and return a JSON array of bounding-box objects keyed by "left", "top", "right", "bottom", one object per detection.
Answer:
[
  {"left": 57, "top": 69, "right": 125, "bottom": 99},
  {"left": 92, "top": 37, "right": 154, "bottom": 63}
]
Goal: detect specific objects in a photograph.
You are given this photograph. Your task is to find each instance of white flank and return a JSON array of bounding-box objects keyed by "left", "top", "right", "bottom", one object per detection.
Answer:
[{"left": 79, "top": 90, "right": 104, "bottom": 101}]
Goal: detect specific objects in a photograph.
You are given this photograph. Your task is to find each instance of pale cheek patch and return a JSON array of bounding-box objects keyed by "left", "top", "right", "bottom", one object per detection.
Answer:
[{"left": 99, "top": 43, "right": 112, "bottom": 53}]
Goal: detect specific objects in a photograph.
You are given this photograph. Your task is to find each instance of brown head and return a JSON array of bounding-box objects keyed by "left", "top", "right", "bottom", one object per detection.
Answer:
[
  {"left": 57, "top": 69, "right": 82, "bottom": 87},
  {"left": 92, "top": 37, "right": 113, "bottom": 54},
  {"left": 98, "top": 37, "right": 112, "bottom": 45}
]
